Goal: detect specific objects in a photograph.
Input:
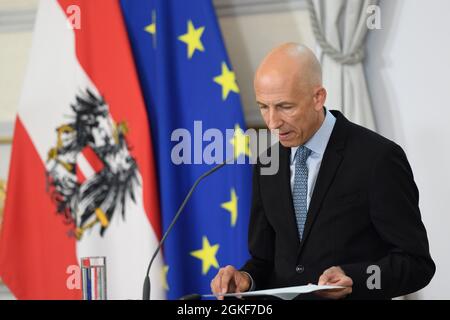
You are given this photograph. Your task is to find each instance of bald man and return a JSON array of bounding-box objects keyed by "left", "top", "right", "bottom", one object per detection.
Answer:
[{"left": 210, "top": 43, "right": 435, "bottom": 300}]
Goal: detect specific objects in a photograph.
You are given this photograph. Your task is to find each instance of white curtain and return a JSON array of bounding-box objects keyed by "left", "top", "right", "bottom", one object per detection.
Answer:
[{"left": 307, "top": 0, "right": 377, "bottom": 131}]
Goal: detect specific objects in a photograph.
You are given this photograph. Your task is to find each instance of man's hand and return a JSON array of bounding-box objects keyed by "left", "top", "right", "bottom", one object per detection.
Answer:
[
  {"left": 210, "top": 265, "right": 251, "bottom": 300},
  {"left": 315, "top": 266, "right": 353, "bottom": 300}
]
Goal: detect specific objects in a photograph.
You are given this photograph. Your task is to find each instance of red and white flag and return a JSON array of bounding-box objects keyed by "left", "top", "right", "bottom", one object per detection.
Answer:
[{"left": 0, "top": 0, "right": 165, "bottom": 299}]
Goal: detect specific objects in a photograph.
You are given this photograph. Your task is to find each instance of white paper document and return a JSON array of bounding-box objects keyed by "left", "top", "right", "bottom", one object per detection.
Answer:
[{"left": 203, "top": 284, "right": 345, "bottom": 300}]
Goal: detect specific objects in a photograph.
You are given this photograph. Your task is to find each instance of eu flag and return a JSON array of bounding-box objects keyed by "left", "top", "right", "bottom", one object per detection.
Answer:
[{"left": 120, "top": 0, "right": 252, "bottom": 299}]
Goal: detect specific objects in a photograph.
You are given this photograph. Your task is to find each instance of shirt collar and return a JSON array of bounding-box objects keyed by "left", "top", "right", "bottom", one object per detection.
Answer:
[{"left": 291, "top": 108, "right": 336, "bottom": 164}]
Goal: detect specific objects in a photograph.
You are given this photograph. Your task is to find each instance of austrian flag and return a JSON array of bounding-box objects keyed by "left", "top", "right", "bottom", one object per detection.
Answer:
[{"left": 0, "top": 0, "right": 164, "bottom": 299}]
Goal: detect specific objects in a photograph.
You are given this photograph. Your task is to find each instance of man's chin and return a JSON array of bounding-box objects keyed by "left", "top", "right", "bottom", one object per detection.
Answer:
[{"left": 279, "top": 140, "right": 298, "bottom": 148}]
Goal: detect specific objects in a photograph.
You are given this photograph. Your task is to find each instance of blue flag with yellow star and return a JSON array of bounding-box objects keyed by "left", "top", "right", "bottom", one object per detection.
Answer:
[{"left": 120, "top": 0, "right": 252, "bottom": 299}]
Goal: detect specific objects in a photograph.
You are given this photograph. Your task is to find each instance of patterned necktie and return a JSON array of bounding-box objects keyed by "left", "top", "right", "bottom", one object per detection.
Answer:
[{"left": 293, "top": 146, "right": 312, "bottom": 241}]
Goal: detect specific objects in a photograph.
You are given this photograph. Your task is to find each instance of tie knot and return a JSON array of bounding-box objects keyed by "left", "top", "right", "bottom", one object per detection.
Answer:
[{"left": 296, "top": 146, "right": 311, "bottom": 163}]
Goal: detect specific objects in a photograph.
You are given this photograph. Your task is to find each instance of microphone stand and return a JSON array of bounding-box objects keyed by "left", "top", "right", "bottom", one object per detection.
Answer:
[{"left": 142, "top": 158, "right": 234, "bottom": 300}]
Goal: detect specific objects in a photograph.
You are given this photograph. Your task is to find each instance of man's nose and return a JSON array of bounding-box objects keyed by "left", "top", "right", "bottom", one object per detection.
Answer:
[{"left": 267, "top": 108, "right": 282, "bottom": 130}]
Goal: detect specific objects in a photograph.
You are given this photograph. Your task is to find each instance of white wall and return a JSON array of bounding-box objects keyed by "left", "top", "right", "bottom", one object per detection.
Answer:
[
  {"left": 0, "top": 32, "right": 33, "bottom": 122},
  {"left": 366, "top": 0, "right": 450, "bottom": 299},
  {"left": 0, "top": 0, "right": 36, "bottom": 122}
]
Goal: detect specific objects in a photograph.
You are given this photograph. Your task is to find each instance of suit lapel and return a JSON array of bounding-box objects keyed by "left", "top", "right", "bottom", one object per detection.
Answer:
[{"left": 297, "top": 111, "right": 348, "bottom": 255}]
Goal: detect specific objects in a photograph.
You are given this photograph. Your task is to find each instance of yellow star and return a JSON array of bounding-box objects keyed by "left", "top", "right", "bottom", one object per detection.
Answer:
[
  {"left": 144, "top": 17, "right": 155, "bottom": 35},
  {"left": 230, "top": 124, "right": 251, "bottom": 159},
  {"left": 161, "top": 265, "right": 169, "bottom": 291},
  {"left": 178, "top": 20, "right": 205, "bottom": 59},
  {"left": 213, "top": 62, "right": 240, "bottom": 101},
  {"left": 221, "top": 188, "right": 238, "bottom": 227},
  {"left": 190, "top": 236, "right": 220, "bottom": 275},
  {"left": 144, "top": 10, "right": 157, "bottom": 48}
]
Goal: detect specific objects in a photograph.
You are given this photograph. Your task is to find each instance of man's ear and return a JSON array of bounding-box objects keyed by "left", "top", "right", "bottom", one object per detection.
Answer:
[{"left": 314, "top": 87, "right": 327, "bottom": 110}]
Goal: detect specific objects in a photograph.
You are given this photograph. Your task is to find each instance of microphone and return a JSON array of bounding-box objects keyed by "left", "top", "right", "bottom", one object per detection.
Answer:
[{"left": 142, "top": 157, "right": 234, "bottom": 300}]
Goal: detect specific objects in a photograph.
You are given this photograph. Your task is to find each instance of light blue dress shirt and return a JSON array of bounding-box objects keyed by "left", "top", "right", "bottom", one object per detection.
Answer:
[{"left": 290, "top": 109, "right": 336, "bottom": 210}]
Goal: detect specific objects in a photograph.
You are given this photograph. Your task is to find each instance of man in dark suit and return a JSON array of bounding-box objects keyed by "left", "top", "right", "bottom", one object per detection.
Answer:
[{"left": 210, "top": 43, "right": 435, "bottom": 299}]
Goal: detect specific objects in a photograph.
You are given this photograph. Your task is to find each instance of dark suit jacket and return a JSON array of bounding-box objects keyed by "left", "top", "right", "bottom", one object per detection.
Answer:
[{"left": 241, "top": 110, "right": 435, "bottom": 299}]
